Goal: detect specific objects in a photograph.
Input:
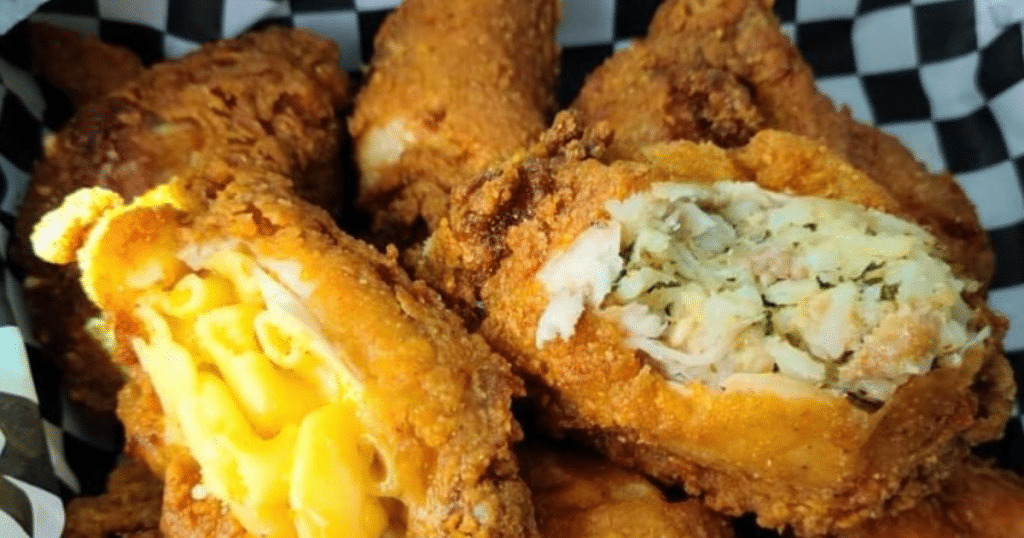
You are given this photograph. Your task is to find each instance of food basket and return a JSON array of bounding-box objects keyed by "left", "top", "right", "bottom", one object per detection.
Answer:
[{"left": 0, "top": 0, "right": 1021, "bottom": 536}]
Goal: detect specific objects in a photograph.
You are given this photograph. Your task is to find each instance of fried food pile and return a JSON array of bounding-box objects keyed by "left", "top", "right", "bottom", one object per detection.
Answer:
[{"left": 16, "top": 0, "right": 1023, "bottom": 537}]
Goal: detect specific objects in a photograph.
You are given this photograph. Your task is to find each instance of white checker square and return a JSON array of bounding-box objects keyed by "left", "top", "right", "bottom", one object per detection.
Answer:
[
  {"left": 852, "top": 5, "right": 918, "bottom": 74},
  {"left": 0, "top": 326, "right": 37, "bottom": 404},
  {"left": 293, "top": 11, "right": 361, "bottom": 71},
  {"left": 162, "top": 34, "right": 200, "bottom": 59},
  {"left": 222, "top": 0, "right": 281, "bottom": 37},
  {"left": 98, "top": 0, "right": 168, "bottom": 30},
  {"left": 816, "top": 75, "right": 875, "bottom": 125},
  {"left": 354, "top": 0, "right": 399, "bottom": 10},
  {"left": 613, "top": 38, "right": 635, "bottom": 52},
  {"left": 955, "top": 161, "right": 1024, "bottom": 229},
  {"left": 28, "top": 13, "right": 100, "bottom": 37},
  {"left": 919, "top": 53, "right": 985, "bottom": 121},
  {"left": 779, "top": 22, "right": 797, "bottom": 42},
  {"left": 559, "top": 0, "right": 614, "bottom": 46},
  {"left": 989, "top": 80, "right": 1024, "bottom": 158},
  {"left": 880, "top": 120, "right": 947, "bottom": 173},
  {"left": 978, "top": 0, "right": 1024, "bottom": 47},
  {"left": 795, "top": 0, "right": 858, "bottom": 22},
  {"left": 990, "top": 283, "right": 1024, "bottom": 353}
]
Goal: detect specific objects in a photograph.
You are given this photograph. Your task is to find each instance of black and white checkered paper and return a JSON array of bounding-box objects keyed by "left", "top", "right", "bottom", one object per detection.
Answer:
[{"left": 0, "top": 0, "right": 1022, "bottom": 536}]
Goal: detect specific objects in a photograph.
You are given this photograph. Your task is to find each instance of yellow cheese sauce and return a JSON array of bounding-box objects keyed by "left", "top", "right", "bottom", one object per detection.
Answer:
[{"left": 131, "top": 249, "right": 402, "bottom": 538}]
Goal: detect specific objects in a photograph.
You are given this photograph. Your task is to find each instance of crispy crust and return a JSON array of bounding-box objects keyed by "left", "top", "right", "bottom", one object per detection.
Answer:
[
  {"left": 416, "top": 113, "right": 1015, "bottom": 536},
  {"left": 349, "top": 0, "right": 559, "bottom": 243},
  {"left": 13, "top": 26, "right": 349, "bottom": 414},
  {"left": 571, "top": 0, "right": 992, "bottom": 286},
  {"left": 62, "top": 459, "right": 163, "bottom": 538},
  {"left": 521, "top": 444, "right": 735, "bottom": 538},
  {"left": 838, "top": 459, "right": 1024, "bottom": 538},
  {"left": 78, "top": 171, "right": 537, "bottom": 538}
]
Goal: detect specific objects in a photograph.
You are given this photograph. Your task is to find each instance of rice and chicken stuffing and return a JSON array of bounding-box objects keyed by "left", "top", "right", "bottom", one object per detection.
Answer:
[
  {"left": 416, "top": 112, "right": 1015, "bottom": 536},
  {"left": 536, "top": 180, "right": 986, "bottom": 404}
]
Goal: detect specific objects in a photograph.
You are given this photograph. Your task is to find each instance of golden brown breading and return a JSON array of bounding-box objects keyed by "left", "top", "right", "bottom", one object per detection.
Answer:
[
  {"left": 571, "top": 0, "right": 992, "bottom": 286},
  {"left": 521, "top": 444, "right": 735, "bottom": 538},
  {"left": 415, "top": 113, "right": 1015, "bottom": 536},
  {"left": 62, "top": 459, "right": 163, "bottom": 538},
  {"left": 13, "top": 27, "right": 349, "bottom": 414},
  {"left": 36, "top": 169, "right": 537, "bottom": 538},
  {"left": 837, "top": 459, "right": 1024, "bottom": 538},
  {"left": 349, "top": 0, "right": 559, "bottom": 244},
  {"left": 30, "top": 22, "right": 145, "bottom": 108}
]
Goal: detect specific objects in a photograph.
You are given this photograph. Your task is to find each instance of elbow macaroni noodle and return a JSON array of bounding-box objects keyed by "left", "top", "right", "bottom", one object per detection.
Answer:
[{"left": 131, "top": 249, "right": 402, "bottom": 538}]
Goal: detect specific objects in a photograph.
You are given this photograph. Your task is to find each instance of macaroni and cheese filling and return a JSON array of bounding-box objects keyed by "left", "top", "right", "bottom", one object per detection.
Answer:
[
  {"left": 536, "top": 182, "right": 986, "bottom": 404},
  {"left": 131, "top": 248, "right": 405, "bottom": 538}
]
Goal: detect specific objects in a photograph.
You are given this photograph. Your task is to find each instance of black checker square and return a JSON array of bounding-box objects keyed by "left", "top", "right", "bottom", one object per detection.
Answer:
[
  {"left": 987, "top": 214, "right": 1024, "bottom": 289},
  {"left": 795, "top": 19, "right": 856, "bottom": 77},
  {"left": 936, "top": 107, "right": 1009, "bottom": 173},
  {"left": 292, "top": 0, "right": 356, "bottom": 13},
  {"left": 99, "top": 19, "right": 166, "bottom": 65},
  {"left": 914, "top": 0, "right": 976, "bottom": 63},
  {"left": 979, "top": 24, "right": 1024, "bottom": 100},
  {"left": 773, "top": 0, "right": 796, "bottom": 23},
  {"left": 25, "top": 345, "right": 63, "bottom": 427},
  {"left": 0, "top": 20, "right": 32, "bottom": 71},
  {"left": 166, "top": 0, "right": 224, "bottom": 42},
  {"left": 559, "top": 44, "right": 614, "bottom": 108},
  {"left": 0, "top": 93, "right": 42, "bottom": 172},
  {"left": 356, "top": 8, "right": 392, "bottom": 64},
  {"left": 857, "top": 0, "right": 911, "bottom": 15},
  {"left": 862, "top": 69, "right": 931, "bottom": 123},
  {"left": 36, "top": 0, "right": 99, "bottom": 16},
  {"left": 613, "top": 0, "right": 662, "bottom": 39},
  {"left": 62, "top": 431, "right": 121, "bottom": 497}
]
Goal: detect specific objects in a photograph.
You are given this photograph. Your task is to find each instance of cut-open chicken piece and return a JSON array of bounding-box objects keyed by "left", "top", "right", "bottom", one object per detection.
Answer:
[
  {"left": 32, "top": 171, "right": 536, "bottom": 538},
  {"left": 349, "top": 0, "right": 559, "bottom": 244},
  {"left": 415, "top": 113, "right": 1015, "bottom": 536}
]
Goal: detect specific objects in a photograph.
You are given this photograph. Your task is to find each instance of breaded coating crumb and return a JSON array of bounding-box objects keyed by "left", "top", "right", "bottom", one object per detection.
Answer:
[
  {"left": 522, "top": 444, "right": 734, "bottom": 538},
  {"left": 63, "top": 459, "right": 163, "bottom": 538}
]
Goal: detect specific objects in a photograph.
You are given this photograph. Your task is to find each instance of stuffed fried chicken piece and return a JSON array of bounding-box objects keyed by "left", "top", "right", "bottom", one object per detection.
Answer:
[
  {"left": 13, "top": 26, "right": 349, "bottom": 413},
  {"left": 571, "top": 0, "right": 992, "bottom": 286},
  {"left": 521, "top": 444, "right": 734, "bottom": 538},
  {"left": 31, "top": 173, "right": 536, "bottom": 538},
  {"left": 416, "top": 114, "right": 1015, "bottom": 536},
  {"left": 837, "top": 459, "right": 1024, "bottom": 538},
  {"left": 349, "top": 0, "right": 559, "bottom": 243}
]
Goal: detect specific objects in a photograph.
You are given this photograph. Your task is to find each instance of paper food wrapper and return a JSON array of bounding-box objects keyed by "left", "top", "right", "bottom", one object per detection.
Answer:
[{"left": 0, "top": 0, "right": 1022, "bottom": 536}]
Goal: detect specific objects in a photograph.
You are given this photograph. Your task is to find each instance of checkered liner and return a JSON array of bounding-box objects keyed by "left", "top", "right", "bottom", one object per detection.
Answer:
[{"left": 0, "top": 0, "right": 1022, "bottom": 536}]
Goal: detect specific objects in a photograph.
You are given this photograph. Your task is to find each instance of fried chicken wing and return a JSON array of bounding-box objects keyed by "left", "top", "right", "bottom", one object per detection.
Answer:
[
  {"left": 521, "top": 444, "right": 734, "bottom": 538},
  {"left": 571, "top": 0, "right": 992, "bottom": 286},
  {"left": 415, "top": 113, "right": 1015, "bottom": 536},
  {"left": 349, "top": 0, "right": 559, "bottom": 244},
  {"left": 13, "top": 26, "right": 349, "bottom": 414},
  {"left": 30, "top": 22, "right": 145, "bottom": 108},
  {"left": 32, "top": 169, "right": 536, "bottom": 538},
  {"left": 837, "top": 459, "right": 1024, "bottom": 538}
]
